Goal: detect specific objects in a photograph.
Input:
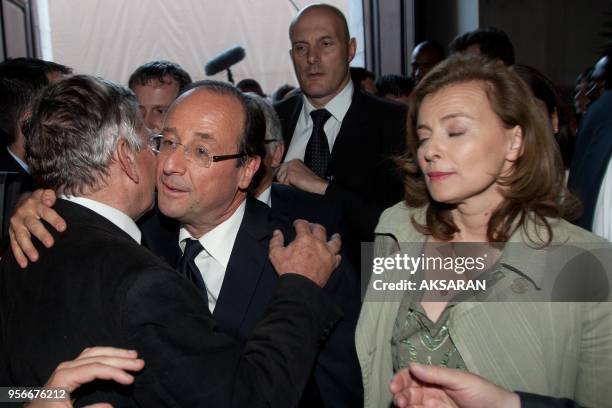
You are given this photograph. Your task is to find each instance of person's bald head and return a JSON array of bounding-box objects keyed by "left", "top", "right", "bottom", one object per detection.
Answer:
[
  {"left": 289, "top": 4, "right": 350, "bottom": 44},
  {"left": 411, "top": 41, "right": 445, "bottom": 82},
  {"left": 288, "top": 4, "right": 356, "bottom": 108}
]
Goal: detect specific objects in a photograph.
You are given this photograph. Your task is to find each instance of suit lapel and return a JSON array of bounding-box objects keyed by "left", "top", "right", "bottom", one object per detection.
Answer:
[
  {"left": 328, "top": 90, "right": 372, "bottom": 180},
  {"left": 279, "top": 95, "right": 303, "bottom": 161},
  {"left": 212, "top": 197, "right": 272, "bottom": 337},
  {"left": 331, "top": 89, "right": 364, "bottom": 157}
]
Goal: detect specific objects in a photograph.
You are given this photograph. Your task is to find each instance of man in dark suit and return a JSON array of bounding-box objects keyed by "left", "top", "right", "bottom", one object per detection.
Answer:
[
  {"left": 568, "top": 52, "right": 612, "bottom": 240},
  {"left": 0, "top": 75, "right": 342, "bottom": 406},
  {"left": 154, "top": 83, "right": 361, "bottom": 407},
  {"left": 0, "top": 77, "right": 45, "bottom": 177},
  {"left": 274, "top": 4, "right": 406, "bottom": 263},
  {"left": 0, "top": 58, "right": 72, "bottom": 175},
  {"left": 0, "top": 74, "right": 47, "bottom": 244}
]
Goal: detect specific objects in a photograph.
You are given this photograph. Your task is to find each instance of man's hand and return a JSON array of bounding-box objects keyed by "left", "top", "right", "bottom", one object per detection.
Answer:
[
  {"left": 28, "top": 346, "right": 145, "bottom": 408},
  {"left": 269, "top": 219, "right": 341, "bottom": 287},
  {"left": 276, "top": 159, "right": 329, "bottom": 195},
  {"left": 390, "top": 363, "right": 520, "bottom": 408},
  {"left": 9, "top": 189, "right": 65, "bottom": 268}
]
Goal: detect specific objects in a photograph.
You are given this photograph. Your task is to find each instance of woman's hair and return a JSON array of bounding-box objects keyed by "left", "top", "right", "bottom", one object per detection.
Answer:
[{"left": 399, "top": 54, "right": 580, "bottom": 244}]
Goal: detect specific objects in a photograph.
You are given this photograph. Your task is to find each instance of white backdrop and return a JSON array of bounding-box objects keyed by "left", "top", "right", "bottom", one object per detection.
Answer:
[{"left": 40, "top": 0, "right": 361, "bottom": 95}]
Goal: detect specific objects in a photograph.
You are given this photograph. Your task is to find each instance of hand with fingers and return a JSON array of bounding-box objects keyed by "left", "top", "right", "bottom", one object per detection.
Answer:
[
  {"left": 27, "top": 346, "right": 145, "bottom": 408},
  {"left": 269, "top": 219, "right": 341, "bottom": 287},
  {"left": 276, "top": 159, "right": 329, "bottom": 195},
  {"left": 390, "top": 363, "right": 520, "bottom": 408},
  {"left": 9, "top": 189, "right": 65, "bottom": 268}
]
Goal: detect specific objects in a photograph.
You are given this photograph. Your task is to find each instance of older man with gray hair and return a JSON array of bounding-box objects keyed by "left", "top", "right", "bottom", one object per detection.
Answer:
[
  {"left": 0, "top": 75, "right": 342, "bottom": 407},
  {"left": 248, "top": 94, "right": 345, "bottom": 242}
]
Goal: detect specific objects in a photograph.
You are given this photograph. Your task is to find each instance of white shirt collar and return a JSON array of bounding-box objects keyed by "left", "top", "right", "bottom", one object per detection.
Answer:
[
  {"left": 178, "top": 200, "right": 246, "bottom": 269},
  {"left": 256, "top": 185, "right": 272, "bottom": 208},
  {"left": 60, "top": 195, "right": 142, "bottom": 243},
  {"left": 7, "top": 146, "right": 30, "bottom": 174},
  {"left": 302, "top": 79, "right": 354, "bottom": 123}
]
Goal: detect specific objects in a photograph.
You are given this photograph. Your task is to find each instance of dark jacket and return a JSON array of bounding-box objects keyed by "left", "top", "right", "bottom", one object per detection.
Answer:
[
  {"left": 275, "top": 89, "right": 406, "bottom": 268},
  {"left": 568, "top": 89, "right": 612, "bottom": 231},
  {"left": 0, "top": 199, "right": 340, "bottom": 407}
]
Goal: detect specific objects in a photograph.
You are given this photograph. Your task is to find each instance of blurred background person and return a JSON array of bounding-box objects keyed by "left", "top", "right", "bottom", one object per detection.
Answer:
[
  {"left": 0, "top": 57, "right": 71, "bottom": 83},
  {"left": 0, "top": 58, "right": 70, "bottom": 244},
  {"left": 350, "top": 66, "right": 377, "bottom": 94},
  {"left": 236, "top": 78, "right": 266, "bottom": 97},
  {"left": 574, "top": 67, "right": 594, "bottom": 120},
  {"left": 271, "top": 84, "right": 295, "bottom": 103},
  {"left": 128, "top": 60, "right": 192, "bottom": 133},
  {"left": 375, "top": 74, "right": 414, "bottom": 107},
  {"left": 449, "top": 27, "right": 515, "bottom": 66},
  {"left": 410, "top": 40, "right": 446, "bottom": 83},
  {"left": 568, "top": 49, "right": 612, "bottom": 241},
  {"left": 513, "top": 64, "right": 575, "bottom": 173}
]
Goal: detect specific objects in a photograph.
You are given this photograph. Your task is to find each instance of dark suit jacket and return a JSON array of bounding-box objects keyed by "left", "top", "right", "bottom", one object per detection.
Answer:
[
  {"left": 134, "top": 196, "right": 363, "bottom": 407},
  {"left": 213, "top": 197, "right": 363, "bottom": 407},
  {"left": 275, "top": 89, "right": 406, "bottom": 268},
  {"left": 137, "top": 195, "right": 179, "bottom": 267},
  {"left": 0, "top": 148, "right": 28, "bottom": 175},
  {"left": 137, "top": 186, "right": 346, "bottom": 270},
  {"left": 519, "top": 392, "right": 579, "bottom": 408},
  {"left": 0, "top": 199, "right": 340, "bottom": 407},
  {"left": 270, "top": 183, "right": 344, "bottom": 237},
  {"left": 568, "top": 90, "right": 612, "bottom": 231},
  {"left": 0, "top": 149, "right": 33, "bottom": 249}
]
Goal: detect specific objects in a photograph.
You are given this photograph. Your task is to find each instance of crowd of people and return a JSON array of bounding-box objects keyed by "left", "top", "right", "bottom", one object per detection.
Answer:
[{"left": 0, "top": 2, "right": 611, "bottom": 407}]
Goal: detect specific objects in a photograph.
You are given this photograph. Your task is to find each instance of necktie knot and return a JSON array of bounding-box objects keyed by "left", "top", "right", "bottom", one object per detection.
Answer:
[
  {"left": 182, "top": 238, "right": 204, "bottom": 262},
  {"left": 310, "top": 109, "right": 332, "bottom": 128}
]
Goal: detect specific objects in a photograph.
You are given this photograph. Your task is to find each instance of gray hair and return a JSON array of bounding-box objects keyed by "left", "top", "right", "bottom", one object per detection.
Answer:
[
  {"left": 26, "top": 75, "right": 144, "bottom": 196},
  {"left": 244, "top": 93, "right": 283, "bottom": 155}
]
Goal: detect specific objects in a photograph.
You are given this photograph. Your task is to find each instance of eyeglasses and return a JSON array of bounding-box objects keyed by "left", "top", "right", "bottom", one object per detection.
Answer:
[{"left": 149, "top": 134, "right": 246, "bottom": 168}]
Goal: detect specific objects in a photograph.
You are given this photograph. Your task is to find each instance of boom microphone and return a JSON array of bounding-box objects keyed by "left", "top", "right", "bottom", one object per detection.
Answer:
[{"left": 204, "top": 46, "right": 246, "bottom": 76}]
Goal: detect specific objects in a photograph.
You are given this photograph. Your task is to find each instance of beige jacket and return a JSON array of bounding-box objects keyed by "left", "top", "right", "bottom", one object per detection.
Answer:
[{"left": 356, "top": 202, "right": 612, "bottom": 408}]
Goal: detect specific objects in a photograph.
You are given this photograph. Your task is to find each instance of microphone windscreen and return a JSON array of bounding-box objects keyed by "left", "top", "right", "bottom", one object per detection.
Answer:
[{"left": 204, "top": 46, "right": 246, "bottom": 76}]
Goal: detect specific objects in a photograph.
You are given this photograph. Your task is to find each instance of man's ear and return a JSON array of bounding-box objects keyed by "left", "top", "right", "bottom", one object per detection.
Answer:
[
  {"left": 348, "top": 38, "right": 356, "bottom": 63},
  {"left": 506, "top": 125, "right": 524, "bottom": 162},
  {"left": 238, "top": 155, "right": 261, "bottom": 190},
  {"left": 116, "top": 139, "right": 140, "bottom": 183},
  {"left": 271, "top": 142, "right": 285, "bottom": 168}
]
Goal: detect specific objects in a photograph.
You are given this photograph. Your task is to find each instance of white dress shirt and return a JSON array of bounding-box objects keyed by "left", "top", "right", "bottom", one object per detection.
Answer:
[
  {"left": 283, "top": 80, "right": 354, "bottom": 162},
  {"left": 257, "top": 185, "right": 272, "bottom": 208},
  {"left": 593, "top": 155, "right": 612, "bottom": 241},
  {"left": 178, "top": 200, "right": 246, "bottom": 313},
  {"left": 60, "top": 195, "right": 141, "bottom": 243}
]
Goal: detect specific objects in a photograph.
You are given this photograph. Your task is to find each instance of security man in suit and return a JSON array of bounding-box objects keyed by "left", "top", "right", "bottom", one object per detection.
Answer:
[{"left": 274, "top": 4, "right": 407, "bottom": 269}]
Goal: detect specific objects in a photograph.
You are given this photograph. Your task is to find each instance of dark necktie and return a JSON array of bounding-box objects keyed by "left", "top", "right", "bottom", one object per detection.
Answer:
[
  {"left": 177, "top": 238, "right": 208, "bottom": 302},
  {"left": 304, "top": 109, "right": 332, "bottom": 178}
]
